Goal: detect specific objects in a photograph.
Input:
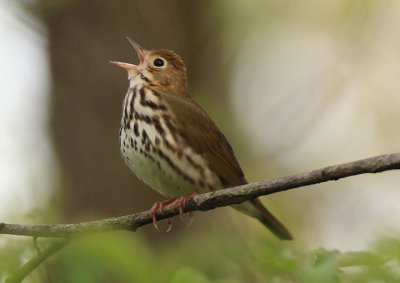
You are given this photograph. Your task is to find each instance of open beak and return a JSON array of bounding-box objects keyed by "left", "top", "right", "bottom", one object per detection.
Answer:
[{"left": 110, "top": 37, "right": 145, "bottom": 74}]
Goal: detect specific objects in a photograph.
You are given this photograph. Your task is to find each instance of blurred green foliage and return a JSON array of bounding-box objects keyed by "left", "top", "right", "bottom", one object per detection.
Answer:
[
  {"left": 3, "top": 232, "right": 400, "bottom": 282},
  {"left": 0, "top": 238, "right": 32, "bottom": 280}
]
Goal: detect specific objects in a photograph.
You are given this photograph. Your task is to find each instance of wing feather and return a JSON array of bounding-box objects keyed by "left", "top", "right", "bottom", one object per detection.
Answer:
[{"left": 162, "top": 95, "right": 246, "bottom": 187}]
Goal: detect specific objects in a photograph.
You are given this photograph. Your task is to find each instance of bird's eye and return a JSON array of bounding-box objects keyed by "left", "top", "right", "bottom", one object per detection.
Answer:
[{"left": 153, "top": 58, "right": 165, "bottom": 67}]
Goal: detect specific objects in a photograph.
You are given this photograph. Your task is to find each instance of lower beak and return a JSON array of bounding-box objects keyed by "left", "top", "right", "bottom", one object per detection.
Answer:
[{"left": 110, "top": 61, "right": 141, "bottom": 73}]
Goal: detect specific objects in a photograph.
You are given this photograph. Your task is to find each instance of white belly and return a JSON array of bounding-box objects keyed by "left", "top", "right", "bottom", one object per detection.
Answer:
[{"left": 121, "top": 127, "right": 216, "bottom": 197}]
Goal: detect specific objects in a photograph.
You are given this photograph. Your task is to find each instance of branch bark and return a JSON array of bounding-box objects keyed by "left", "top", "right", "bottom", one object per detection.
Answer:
[{"left": 1, "top": 153, "right": 400, "bottom": 238}]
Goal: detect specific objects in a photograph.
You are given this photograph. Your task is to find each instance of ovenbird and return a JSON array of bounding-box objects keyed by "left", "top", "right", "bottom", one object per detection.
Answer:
[{"left": 112, "top": 38, "right": 292, "bottom": 240}]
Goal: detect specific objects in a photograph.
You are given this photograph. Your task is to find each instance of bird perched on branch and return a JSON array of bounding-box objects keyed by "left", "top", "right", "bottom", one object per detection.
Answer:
[{"left": 111, "top": 38, "right": 292, "bottom": 240}]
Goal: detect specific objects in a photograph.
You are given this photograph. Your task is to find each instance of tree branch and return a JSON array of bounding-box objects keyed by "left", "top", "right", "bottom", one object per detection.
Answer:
[
  {"left": 2, "top": 153, "right": 400, "bottom": 282},
  {"left": 1, "top": 153, "right": 399, "bottom": 238}
]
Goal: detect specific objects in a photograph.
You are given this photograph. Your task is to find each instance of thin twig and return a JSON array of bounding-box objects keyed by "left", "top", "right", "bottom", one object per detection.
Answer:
[
  {"left": 32, "top": 236, "right": 40, "bottom": 255},
  {"left": 4, "top": 240, "right": 68, "bottom": 283}
]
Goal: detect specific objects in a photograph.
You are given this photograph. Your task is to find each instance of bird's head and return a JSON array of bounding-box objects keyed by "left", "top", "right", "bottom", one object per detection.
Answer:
[{"left": 111, "top": 38, "right": 188, "bottom": 97}]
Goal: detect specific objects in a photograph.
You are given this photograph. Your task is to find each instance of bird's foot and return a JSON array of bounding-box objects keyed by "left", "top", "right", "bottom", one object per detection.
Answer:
[{"left": 150, "top": 191, "right": 198, "bottom": 232}]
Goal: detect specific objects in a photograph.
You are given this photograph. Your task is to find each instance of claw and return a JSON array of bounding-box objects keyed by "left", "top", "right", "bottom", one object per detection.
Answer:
[
  {"left": 150, "top": 202, "right": 161, "bottom": 231},
  {"left": 166, "top": 218, "right": 172, "bottom": 232},
  {"left": 187, "top": 211, "right": 194, "bottom": 227}
]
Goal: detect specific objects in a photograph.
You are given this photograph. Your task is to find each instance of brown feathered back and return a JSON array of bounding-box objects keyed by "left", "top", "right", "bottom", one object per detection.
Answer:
[{"left": 162, "top": 94, "right": 246, "bottom": 187}]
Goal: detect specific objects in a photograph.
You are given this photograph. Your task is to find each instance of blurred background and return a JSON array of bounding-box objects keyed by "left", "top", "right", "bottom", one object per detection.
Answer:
[{"left": 1, "top": 0, "right": 400, "bottom": 282}]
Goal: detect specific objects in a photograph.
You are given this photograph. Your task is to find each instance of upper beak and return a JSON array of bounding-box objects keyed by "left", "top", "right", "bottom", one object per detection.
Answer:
[{"left": 110, "top": 37, "right": 145, "bottom": 73}]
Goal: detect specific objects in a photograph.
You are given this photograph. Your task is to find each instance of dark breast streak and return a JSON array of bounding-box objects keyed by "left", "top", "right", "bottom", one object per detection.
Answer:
[{"left": 120, "top": 85, "right": 208, "bottom": 189}]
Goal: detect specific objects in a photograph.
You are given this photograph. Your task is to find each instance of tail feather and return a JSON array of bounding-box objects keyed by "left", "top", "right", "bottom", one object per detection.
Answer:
[
  {"left": 232, "top": 199, "right": 293, "bottom": 240},
  {"left": 250, "top": 199, "right": 293, "bottom": 240}
]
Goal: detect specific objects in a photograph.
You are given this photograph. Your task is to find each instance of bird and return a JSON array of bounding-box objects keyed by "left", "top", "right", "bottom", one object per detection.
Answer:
[{"left": 111, "top": 38, "right": 292, "bottom": 240}]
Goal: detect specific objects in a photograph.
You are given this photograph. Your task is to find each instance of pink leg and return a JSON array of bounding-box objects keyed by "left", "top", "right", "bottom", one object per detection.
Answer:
[
  {"left": 171, "top": 196, "right": 185, "bottom": 222},
  {"left": 150, "top": 198, "right": 177, "bottom": 231},
  {"left": 184, "top": 192, "right": 197, "bottom": 227}
]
